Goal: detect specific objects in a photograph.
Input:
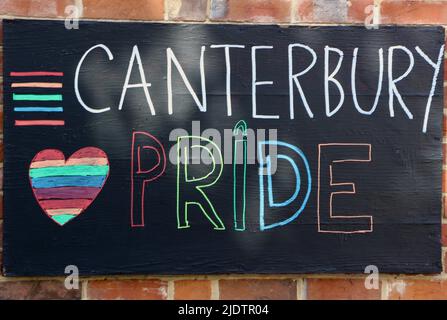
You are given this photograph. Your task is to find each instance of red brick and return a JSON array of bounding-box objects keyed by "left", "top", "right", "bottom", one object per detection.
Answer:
[
  {"left": 442, "top": 224, "right": 447, "bottom": 247},
  {"left": 307, "top": 279, "right": 380, "bottom": 300},
  {"left": 0, "top": 281, "right": 80, "bottom": 299},
  {"left": 442, "top": 196, "right": 447, "bottom": 219},
  {"left": 296, "top": 0, "right": 313, "bottom": 21},
  {"left": 0, "top": 0, "right": 74, "bottom": 18},
  {"left": 83, "top": 0, "right": 164, "bottom": 20},
  {"left": 388, "top": 280, "right": 447, "bottom": 300},
  {"left": 295, "top": 0, "right": 349, "bottom": 23},
  {"left": 444, "top": 85, "right": 447, "bottom": 109},
  {"left": 444, "top": 32, "right": 447, "bottom": 80},
  {"left": 0, "top": 194, "right": 3, "bottom": 219},
  {"left": 443, "top": 143, "right": 447, "bottom": 167},
  {"left": 381, "top": 0, "right": 447, "bottom": 25},
  {"left": 87, "top": 279, "right": 167, "bottom": 300},
  {"left": 211, "top": 0, "right": 291, "bottom": 23},
  {"left": 348, "top": 0, "right": 375, "bottom": 23},
  {"left": 174, "top": 280, "right": 212, "bottom": 300},
  {"left": 443, "top": 169, "right": 447, "bottom": 193},
  {"left": 444, "top": 250, "right": 447, "bottom": 273},
  {"left": 168, "top": 0, "right": 207, "bottom": 21},
  {"left": 219, "top": 279, "right": 297, "bottom": 300}
]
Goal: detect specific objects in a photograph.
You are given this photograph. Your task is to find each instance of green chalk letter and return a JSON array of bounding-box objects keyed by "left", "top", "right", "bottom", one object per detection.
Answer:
[
  {"left": 233, "top": 120, "right": 248, "bottom": 231},
  {"left": 177, "top": 136, "right": 225, "bottom": 230}
]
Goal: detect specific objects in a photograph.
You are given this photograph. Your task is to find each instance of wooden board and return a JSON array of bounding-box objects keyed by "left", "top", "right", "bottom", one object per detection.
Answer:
[{"left": 2, "top": 19, "right": 444, "bottom": 276}]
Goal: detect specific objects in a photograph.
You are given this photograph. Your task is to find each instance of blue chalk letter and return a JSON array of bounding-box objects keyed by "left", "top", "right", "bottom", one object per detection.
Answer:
[{"left": 258, "top": 141, "right": 311, "bottom": 230}]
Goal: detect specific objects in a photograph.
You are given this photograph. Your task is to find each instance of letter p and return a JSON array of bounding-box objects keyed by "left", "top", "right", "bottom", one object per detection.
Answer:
[{"left": 131, "top": 131, "right": 166, "bottom": 227}]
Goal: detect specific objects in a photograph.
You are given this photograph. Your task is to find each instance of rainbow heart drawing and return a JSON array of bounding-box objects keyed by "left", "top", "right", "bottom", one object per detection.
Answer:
[{"left": 29, "top": 147, "right": 109, "bottom": 226}]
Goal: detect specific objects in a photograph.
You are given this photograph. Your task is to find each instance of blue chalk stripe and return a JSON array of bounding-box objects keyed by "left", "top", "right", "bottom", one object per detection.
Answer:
[
  {"left": 14, "top": 107, "right": 63, "bottom": 112},
  {"left": 31, "top": 175, "right": 107, "bottom": 188}
]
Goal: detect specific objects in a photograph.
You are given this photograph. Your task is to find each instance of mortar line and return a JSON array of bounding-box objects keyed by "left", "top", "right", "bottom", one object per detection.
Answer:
[
  {"left": 81, "top": 280, "right": 88, "bottom": 300},
  {"left": 211, "top": 279, "right": 219, "bottom": 300},
  {"left": 381, "top": 278, "right": 389, "bottom": 300},
  {"left": 291, "top": 0, "right": 297, "bottom": 24},
  {"left": 167, "top": 280, "right": 174, "bottom": 300}
]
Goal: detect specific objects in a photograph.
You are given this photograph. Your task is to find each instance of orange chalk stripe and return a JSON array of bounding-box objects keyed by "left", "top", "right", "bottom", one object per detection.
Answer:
[{"left": 11, "top": 82, "right": 63, "bottom": 88}]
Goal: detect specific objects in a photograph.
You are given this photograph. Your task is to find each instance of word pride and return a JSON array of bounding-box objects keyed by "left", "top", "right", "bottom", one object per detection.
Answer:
[{"left": 130, "top": 129, "right": 371, "bottom": 234}]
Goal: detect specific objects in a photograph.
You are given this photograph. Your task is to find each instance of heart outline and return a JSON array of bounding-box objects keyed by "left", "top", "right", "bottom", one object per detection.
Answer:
[{"left": 29, "top": 147, "right": 110, "bottom": 226}]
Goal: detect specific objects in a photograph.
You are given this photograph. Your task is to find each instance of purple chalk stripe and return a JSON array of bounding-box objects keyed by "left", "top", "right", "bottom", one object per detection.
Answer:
[{"left": 34, "top": 186, "right": 101, "bottom": 200}]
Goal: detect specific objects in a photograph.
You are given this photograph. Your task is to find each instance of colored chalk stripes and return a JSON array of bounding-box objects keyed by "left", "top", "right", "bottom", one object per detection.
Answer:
[
  {"left": 13, "top": 94, "right": 62, "bottom": 101},
  {"left": 10, "top": 71, "right": 65, "bottom": 126},
  {"left": 11, "top": 71, "right": 64, "bottom": 77},
  {"left": 30, "top": 147, "right": 109, "bottom": 226},
  {"left": 12, "top": 82, "right": 63, "bottom": 88}
]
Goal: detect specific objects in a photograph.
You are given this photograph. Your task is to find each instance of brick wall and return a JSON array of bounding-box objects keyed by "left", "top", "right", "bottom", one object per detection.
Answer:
[{"left": 0, "top": 0, "right": 446, "bottom": 300}]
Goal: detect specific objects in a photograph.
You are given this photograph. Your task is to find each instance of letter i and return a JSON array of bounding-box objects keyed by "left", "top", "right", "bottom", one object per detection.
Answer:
[{"left": 233, "top": 120, "right": 248, "bottom": 231}]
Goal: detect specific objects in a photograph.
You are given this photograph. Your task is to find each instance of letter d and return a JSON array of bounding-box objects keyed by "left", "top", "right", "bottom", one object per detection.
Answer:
[{"left": 258, "top": 140, "right": 311, "bottom": 230}]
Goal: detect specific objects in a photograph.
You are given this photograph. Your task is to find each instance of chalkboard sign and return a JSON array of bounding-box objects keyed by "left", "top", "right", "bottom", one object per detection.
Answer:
[{"left": 2, "top": 19, "right": 445, "bottom": 276}]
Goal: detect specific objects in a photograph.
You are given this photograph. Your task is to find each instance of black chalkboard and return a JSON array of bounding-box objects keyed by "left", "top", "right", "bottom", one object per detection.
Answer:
[{"left": 2, "top": 19, "right": 445, "bottom": 276}]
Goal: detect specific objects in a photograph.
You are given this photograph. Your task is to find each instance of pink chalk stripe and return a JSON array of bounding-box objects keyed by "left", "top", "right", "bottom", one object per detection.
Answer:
[
  {"left": 31, "top": 157, "right": 108, "bottom": 168},
  {"left": 15, "top": 120, "right": 65, "bottom": 126},
  {"left": 10, "top": 71, "right": 63, "bottom": 77}
]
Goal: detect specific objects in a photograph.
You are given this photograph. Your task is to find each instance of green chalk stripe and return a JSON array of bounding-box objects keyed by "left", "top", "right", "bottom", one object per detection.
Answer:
[
  {"left": 29, "top": 165, "right": 109, "bottom": 178},
  {"left": 13, "top": 94, "right": 63, "bottom": 101},
  {"left": 52, "top": 214, "right": 77, "bottom": 225}
]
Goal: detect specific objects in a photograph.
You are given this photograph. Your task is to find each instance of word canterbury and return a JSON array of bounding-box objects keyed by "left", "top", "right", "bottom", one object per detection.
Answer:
[{"left": 74, "top": 42, "right": 445, "bottom": 133}]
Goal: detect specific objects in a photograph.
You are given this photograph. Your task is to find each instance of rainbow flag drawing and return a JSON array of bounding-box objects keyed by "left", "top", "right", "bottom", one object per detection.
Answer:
[{"left": 10, "top": 71, "right": 65, "bottom": 126}]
